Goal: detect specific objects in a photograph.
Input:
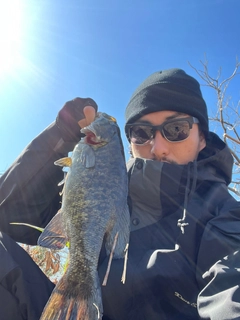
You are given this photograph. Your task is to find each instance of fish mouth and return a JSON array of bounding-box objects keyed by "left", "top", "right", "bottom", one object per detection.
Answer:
[
  {"left": 82, "top": 127, "right": 108, "bottom": 146},
  {"left": 83, "top": 130, "right": 102, "bottom": 145}
]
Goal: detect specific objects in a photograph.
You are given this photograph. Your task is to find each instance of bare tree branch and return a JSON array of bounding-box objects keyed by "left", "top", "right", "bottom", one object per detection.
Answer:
[{"left": 189, "top": 56, "right": 240, "bottom": 198}]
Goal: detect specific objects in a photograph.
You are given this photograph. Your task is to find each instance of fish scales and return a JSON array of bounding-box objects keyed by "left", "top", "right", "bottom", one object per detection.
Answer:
[{"left": 38, "top": 113, "right": 130, "bottom": 320}]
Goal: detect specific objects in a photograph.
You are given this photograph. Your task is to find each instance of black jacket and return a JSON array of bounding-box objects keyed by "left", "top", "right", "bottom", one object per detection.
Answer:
[
  {"left": 0, "top": 122, "right": 76, "bottom": 244},
  {"left": 98, "top": 133, "right": 240, "bottom": 320},
  {"left": 1, "top": 121, "right": 240, "bottom": 319},
  {"left": 0, "top": 122, "right": 72, "bottom": 319},
  {"left": 0, "top": 232, "right": 54, "bottom": 320}
]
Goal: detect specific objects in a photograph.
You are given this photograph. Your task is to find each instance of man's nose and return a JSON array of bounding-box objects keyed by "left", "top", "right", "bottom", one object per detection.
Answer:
[{"left": 150, "top": 131, "right": 170, "bottom": 159}]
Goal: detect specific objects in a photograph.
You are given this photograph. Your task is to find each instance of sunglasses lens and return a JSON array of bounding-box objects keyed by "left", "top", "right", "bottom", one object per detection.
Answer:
[
  {"left": 128, "top": 118, "right": 194, "bottom": 145},
  {"left": 129, "top": 126, "right": 153, "bottom": 144},
  {"left": 163, "top": 120, "right": 190, "bottom": 141}
]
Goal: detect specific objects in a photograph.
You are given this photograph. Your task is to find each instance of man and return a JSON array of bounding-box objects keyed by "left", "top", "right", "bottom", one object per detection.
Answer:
[
  {"left": 98, "top": 69, "right": 240, "bottom": 319},
  {"left": 1, "top": 69, "right": 240, "bottom": 319}
]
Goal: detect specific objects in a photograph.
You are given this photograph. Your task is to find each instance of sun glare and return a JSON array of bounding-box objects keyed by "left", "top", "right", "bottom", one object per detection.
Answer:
[{"left": 0, "top": 0, "right": 23, "bottom": 77}]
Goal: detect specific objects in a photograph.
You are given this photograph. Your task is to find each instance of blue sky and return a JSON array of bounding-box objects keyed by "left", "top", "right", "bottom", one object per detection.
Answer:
[{"left": 0, "top": 0, "right": 239, "bottom": 172}]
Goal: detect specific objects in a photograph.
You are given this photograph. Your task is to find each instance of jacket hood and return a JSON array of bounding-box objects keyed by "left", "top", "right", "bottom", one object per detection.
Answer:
[{"left": 197, "top": 132, "right": 233, "bottom": 186}]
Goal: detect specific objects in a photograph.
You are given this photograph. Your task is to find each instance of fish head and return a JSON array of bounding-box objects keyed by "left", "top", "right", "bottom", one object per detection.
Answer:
[{"left": 81, "top": 112, "right": 120, "bottom": 148}]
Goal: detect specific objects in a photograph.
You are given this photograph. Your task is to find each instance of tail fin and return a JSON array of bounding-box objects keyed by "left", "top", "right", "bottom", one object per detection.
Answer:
[{"left": 40, "top": 275, "right": 102, "bottom": 320}]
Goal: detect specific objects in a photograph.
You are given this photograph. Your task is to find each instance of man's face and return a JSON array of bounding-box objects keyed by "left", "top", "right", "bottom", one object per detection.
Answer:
[{"left": 130, "top": 111, "right": 206, "bottom": 165}]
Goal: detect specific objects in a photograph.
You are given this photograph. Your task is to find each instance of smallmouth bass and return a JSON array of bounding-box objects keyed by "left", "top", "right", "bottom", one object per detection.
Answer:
[{"left": 38, "top": 113, "right": 130, "bottom": 319}]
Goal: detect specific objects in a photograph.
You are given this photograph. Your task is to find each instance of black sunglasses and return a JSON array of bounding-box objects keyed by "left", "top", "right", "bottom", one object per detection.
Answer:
[{"left": 126, "top": 116, "right": 199, "bottom": 145}]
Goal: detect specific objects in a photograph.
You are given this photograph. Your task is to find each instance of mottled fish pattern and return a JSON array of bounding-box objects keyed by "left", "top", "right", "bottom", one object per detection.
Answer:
[{"left": 38, "top": 113, "right": 130, "bottom": 320}]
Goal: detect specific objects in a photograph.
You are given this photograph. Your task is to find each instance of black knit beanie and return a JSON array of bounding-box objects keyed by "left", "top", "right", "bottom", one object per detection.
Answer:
[{"left": 125, "top": 68, "right": 209, "bottom": 138}]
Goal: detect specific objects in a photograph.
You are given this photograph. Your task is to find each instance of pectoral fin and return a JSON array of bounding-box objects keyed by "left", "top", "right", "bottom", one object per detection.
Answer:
[{"left": 80, "top": 145, "right": 96, "bottom": 168}]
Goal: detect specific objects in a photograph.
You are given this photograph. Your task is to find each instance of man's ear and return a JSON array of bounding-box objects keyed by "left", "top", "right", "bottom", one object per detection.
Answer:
[{"left": 199, "top": 132, "right": 206, "bottom": 152}]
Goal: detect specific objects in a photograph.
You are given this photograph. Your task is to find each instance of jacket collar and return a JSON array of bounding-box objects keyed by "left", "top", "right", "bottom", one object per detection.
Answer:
[
  {"left": 126, "top": 133, "right": 232, "bottom": 231},
  {"left": 127, "top": 158, "right": 196, "bottom": 231}
]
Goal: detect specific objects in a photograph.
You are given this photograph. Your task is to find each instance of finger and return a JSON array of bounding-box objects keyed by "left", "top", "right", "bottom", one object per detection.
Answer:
[
  {"left": 77, "top": 106, "right": 96, "bottom": 128},
  {"left": 84, "top": 106, "right": 96, "bottom": 126}
]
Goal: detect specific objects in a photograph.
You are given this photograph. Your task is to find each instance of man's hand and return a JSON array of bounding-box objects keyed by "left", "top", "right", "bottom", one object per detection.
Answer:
[{"left": 56, "top": 97, "right": 98, "bottom": 141}]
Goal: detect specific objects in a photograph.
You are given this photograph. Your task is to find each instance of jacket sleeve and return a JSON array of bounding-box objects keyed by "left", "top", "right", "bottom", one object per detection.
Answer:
[
  {"left": 197, "top": 250, "right": 240, "bottom": 320},
  {"left": 0, "top": 232, "right": 55, "bottom": 320},
  {"left": 196, "top": 192, "right": 240, "bottom": 319},
  {"left": 0, "top": 121, "right": 77, "bottom": 244}
]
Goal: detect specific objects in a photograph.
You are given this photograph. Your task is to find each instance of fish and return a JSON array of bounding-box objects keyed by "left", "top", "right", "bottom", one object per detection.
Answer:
[{"left": 38, "top": 112, "right": 130, "bottom": 320}]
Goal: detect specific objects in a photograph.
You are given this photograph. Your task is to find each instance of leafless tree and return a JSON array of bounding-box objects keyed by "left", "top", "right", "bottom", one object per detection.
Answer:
[{"left": 189, "top": 56, "right": 240, "bottom": 198}]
